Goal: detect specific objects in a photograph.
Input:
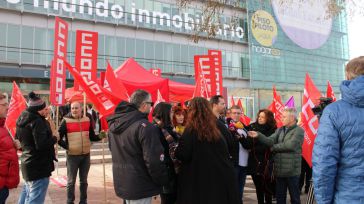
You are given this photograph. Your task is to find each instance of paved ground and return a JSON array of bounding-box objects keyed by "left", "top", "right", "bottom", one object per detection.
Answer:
[{"left": 8, "top": 163, "right": 309, "bottom": 204}]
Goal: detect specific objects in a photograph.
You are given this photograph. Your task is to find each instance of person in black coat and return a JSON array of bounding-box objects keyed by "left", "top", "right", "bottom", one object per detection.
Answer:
[
  {"left": 152, "top": 102, "right": 178, "bottom": 204},
  {"left": 175, "top": 97, "right": 240, "bottom": 204},
  {"left": 245, "top": 109, "right": 277, "bottom": 204},
  {"left": 107, "top": 90, "right": 168, "bottom": 203},
  {"left": 16, "top": 92, "right": 58, "bottom": 204}
]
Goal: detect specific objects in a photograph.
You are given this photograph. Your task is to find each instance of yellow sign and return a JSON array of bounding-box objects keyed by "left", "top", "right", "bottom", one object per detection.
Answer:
[{"left": 251, "top": 10, "right": 278, "bottom": 47}]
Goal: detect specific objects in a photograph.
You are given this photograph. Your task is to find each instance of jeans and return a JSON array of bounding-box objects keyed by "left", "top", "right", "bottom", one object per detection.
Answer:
[
  {"left": 276, "top": 176, "right": 301, "bottom": 204},
  {"left": 18, "top": 177, "right": 50, "bottom": 204},
  {"left": 124, "top": 197, "right": 152, "bottom": 204},
  {"left": 0, "top": 187, "right": 9, "bottom": 204},
  {"left": 66, "top": 154, "right": 91, "bottom": 204},
  {"left": 235, "top": 166, "right": 247, "bottom": 204}
]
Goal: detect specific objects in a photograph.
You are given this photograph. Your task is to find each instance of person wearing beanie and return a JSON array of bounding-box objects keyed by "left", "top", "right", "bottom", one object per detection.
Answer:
[{"left": 16, "top": 91, "right": 58, "bottom": 204}]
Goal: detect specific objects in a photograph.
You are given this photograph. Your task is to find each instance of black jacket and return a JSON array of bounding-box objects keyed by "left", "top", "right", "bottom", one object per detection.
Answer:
[
  {"left": 107, "top": 101, "right": 168, "bottom": 200},
  {"left": 216, "top": 119, "right": 236, "bottom": 165},
  {"left": 245, "top": 122, "right": 276, "bottom": 175},
  {"left": 15, "top": 109, "right": 57, "bottom": 181},
  {"left": 175, "top": 124, "right": 240, "bottom": 204}
]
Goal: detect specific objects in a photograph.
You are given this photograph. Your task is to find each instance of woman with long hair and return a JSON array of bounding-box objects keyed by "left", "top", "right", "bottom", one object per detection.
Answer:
[
  {"left": 171, "top": 106, "right": 186, "bottom": 136},
  {"left": 175, "top": 97, "right": 239, "bottom": 204},
  {"left": 246, "top": 109, "right": 277, "bottom": 204},
  {"left": 152, "top": 102, "right": 178, "bottom": 204}
]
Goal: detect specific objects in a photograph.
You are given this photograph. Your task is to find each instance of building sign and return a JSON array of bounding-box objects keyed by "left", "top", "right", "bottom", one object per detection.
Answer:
[
  {"left": 4, "top": 0, "right": 245, "bottom": 41},
  {"left": 251, "top": 10, "right": 278, "bottom": 47},
  {"left": 271, "top": 0, "right": 332, "bottom": 49}
]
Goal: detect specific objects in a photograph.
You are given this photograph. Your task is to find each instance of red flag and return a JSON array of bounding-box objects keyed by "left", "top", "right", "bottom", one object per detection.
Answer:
[
  {"left": 208, "top": 50, "right": 223, "bottom": 95},
  {"left": 50, "top": 17, "right": 68, "bottom": 105},
  {"left": 64, "top": 61, "right": 120, "bottom": 117},
  {"left": 154, "top": 89, "right": 166, "bottom": 107},
  {"left": 74, "top": 30, "right": 98, "bottom": 91},
  {"left": 236, "top": 98, "right": 251, "bottom": 126},
  {"left": 230, "top": 95, "right": 235, "bottom": 107},
  {"left": 149, "top": 68, "right": 161, "bottom": 77},
  {"left": 193, "top": 60, "right": 210, "bottom": 98},
  {"left": 301, "top": 73, "right": 322, "bottom": 167},
  {"left": 272, "top": 86, "right": 284, "bottom": 128},
  {"left": 5, "top": 82, "right": 27, "bottom": 137},
  {"left": 237, "top": 98, "right": 243, "bottom": 110},
  {"left": 326, "top": 81, "right": 336, "bottom": 102},
  {"left": 104, "top": 62, "right": 130, "bottom": 101}
]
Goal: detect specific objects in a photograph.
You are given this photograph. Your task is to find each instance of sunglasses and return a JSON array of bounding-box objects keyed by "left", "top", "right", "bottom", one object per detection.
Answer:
[{"left": 145, "top": 101, "right": 154, "bottom": 106}]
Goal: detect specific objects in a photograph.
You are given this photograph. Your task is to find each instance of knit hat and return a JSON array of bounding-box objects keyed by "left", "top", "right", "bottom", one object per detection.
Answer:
[{"left": 27, "top": 91, "right": 46, "bottom": 112}]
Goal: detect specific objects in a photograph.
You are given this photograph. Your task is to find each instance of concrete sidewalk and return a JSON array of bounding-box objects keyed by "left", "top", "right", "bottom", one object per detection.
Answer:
[{"left": 7, "top": 163, "right": 309, "bottom": 204}]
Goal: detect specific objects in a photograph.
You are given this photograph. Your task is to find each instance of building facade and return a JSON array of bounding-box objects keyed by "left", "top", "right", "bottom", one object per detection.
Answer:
[{"left": 0, "top": 0, "right": 349, "bottom": 118}]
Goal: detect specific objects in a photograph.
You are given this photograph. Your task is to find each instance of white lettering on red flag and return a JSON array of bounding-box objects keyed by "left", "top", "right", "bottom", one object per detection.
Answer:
[
  {"left": 50, "top": 17, "right": 68, "bottom": 105},
  {"left": 301, "top": 73, "right": 322, "bottom": 167},
  {"left": 208, "top": 50, "right": 223, "bottom": 95},
  {"left": 74, "top": 30, "right": 98, "bottom": 90}
]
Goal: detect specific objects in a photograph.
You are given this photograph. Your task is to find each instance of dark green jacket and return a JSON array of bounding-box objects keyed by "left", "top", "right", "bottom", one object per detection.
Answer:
[{"left": 257, "top": 124, "right": 304, "bottom": 177}]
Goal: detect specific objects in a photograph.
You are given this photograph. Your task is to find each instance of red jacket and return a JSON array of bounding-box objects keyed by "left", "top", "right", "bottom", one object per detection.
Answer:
[{"left": 0, "top": 118, "right": 19, "bottom": 189}]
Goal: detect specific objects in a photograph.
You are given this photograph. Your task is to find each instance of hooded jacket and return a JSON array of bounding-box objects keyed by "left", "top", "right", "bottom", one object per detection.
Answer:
[
  {"left": 313, "top": 76, "right": 364, "bottom": 204},
  {"left": 0, "top": 118, "right": 20, "bottom": 189},
  {"left": 107, "top": 101, "right": 168, "bottom": 200},
  {"left": 15, "top": 109, "right": 57, "bottom": 181}
]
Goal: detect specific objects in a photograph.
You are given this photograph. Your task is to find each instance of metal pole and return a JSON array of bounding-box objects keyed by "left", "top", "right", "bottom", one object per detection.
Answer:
[
  {"left": 102, "top": 134, "right": 107, "bottom": 203},
  {"left": 56, "top": 106, "right": 59, "bottom": 176}
]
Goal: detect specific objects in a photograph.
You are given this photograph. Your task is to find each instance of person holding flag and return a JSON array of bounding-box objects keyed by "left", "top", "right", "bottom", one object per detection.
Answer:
[
  {"left": 0, "top": 92, "right": 20, "bottom": 204},
  {"left": 313, "top": 56, "right": 364, "bottom": 204},
  {"left": 58, "top": 101, "right": 101, "bottom": 204}
]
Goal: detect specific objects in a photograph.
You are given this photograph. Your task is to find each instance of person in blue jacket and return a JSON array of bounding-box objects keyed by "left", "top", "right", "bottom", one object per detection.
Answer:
[{"left": 313, "top": 56, "right": 364, "bottom": 204}]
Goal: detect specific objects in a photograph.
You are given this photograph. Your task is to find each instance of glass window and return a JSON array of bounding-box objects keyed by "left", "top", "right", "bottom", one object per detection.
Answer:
[
  {"left": 7, "top": 24, "right": 20, "bottom": 62},
  {"left": 135, "top": 39, "right": 145, "bottom": 59},
  {"left": 125, "top": 38, "right": 135, "bottom": 58},
  {"left": 98, "top": 35, "right": 105, "bottom": 69},
  {"left": 34, "top": 27, "right": 47, "bottom": 64},
  {"left": 21, "top": 26, "right": 34, "bottom": 63},
  {"left": 0, "top": 23, "right": 6, "bottom": 60}
]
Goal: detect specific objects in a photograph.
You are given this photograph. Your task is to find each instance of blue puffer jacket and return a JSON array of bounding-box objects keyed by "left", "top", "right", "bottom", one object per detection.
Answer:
[{"left": 313, "top": 75, "right": 364, "bottom": 204}]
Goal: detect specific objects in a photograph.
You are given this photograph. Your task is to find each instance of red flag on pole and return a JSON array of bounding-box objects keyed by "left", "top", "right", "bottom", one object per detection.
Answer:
[
  {"left": 193, "top": 59, "right": 210, "bottom": 98},
  {"left": 272, "top": 86, "right": 284, "bottom": 128},
  {"left": 236, "top": 98, "right": 251, "bottom": 126},
  {"left": 64, "top": 61, "right": 120, "bottom": 117},
  {"left": 74, "top": 30, "right": 98, "bottom": 91},
  {"left": 230, "top": 95, "right": 235, "bottom": 107},
  {"left": 104, "top": 62, "right": 130, "bottom": 101},
  {"left": 301, "top": 73, "right": 322, "bottom": 167},
  {"left": 5, "top": 81, "right": 27, "bottom": 137},
  {"left": 326, "top": 81, "right": 336, "bottom": 102},
  {"left": 50, "top": 17, "right": 68, "bottom": 106}
]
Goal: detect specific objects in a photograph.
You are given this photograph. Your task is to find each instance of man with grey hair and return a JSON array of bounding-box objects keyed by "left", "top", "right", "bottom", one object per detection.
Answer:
[
  {"left": 107, "top": 89, "right": 168, "bottom": 204},
  {"left": 313, "top": 56, "right": 364, "bottom": 204},
  {"left": 248, "top": 107, "right": 304, "bottom": 204}
]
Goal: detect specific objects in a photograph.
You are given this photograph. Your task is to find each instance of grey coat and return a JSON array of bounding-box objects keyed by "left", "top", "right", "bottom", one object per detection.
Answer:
[{"left": 257, "top": 124, "right": 304, "bottom": 177}]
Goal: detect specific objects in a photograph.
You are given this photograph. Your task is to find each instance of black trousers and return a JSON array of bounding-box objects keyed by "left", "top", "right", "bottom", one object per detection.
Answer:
[
  {"left": 252, "top": 174, "right": 273, "bottom": 204},
  {"left": 299, "top": 158, "right": 312, "bottom": 193}
]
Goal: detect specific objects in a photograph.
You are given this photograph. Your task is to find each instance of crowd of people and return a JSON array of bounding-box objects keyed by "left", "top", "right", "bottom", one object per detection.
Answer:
[{"left": 0, "top": 56, "right": 363, "bottom": 204}]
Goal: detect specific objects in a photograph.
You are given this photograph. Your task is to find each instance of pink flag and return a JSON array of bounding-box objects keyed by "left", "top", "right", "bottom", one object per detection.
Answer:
[{"left": 284, "top": 96, "right": 295, "bottom": 108}]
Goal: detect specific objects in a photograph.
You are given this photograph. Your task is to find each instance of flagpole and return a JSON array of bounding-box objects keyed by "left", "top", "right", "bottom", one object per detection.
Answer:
[
  {"left": 56, "top": 106, "right": 59, "bottom": 176},
  {"left": 83, "top": 92, "right": 86, "bottom": 117},
  {"left": 102, "top": 132, "right": 107, "bottom": 203}
]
